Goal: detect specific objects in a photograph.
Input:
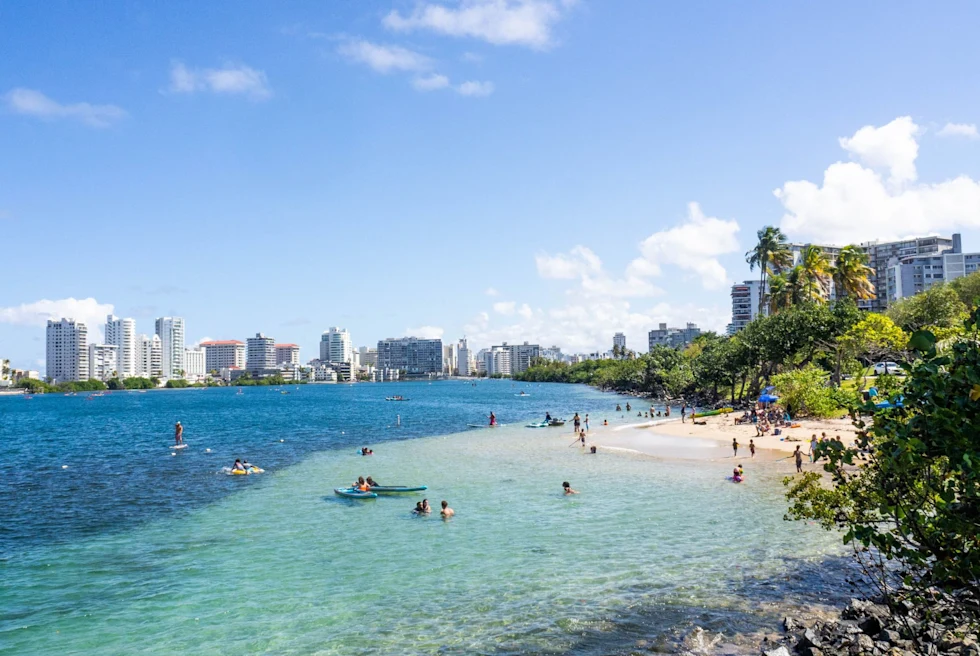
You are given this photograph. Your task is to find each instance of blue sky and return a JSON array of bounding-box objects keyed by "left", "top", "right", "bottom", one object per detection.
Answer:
[{"left": 3, "top": 0, "right": 980, "bottom": 371}]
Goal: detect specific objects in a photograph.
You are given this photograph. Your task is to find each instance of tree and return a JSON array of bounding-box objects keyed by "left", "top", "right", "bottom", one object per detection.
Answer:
[
  {"left": 786, "top": 315, "right": 980, "bottom": 606},
  {"left": 799, "top": 244, "right": 832, "bottom": 302},
  {"left": 831, "top": 244, "right": 876, "bottom": 300},
  {"left": 746, "top": 226, "right": 793, "bottom": 315},
  {"left": 767, "top": 273, "right": 792, "bottom": 313},
  {"left": 950, "top": 270, "right": 980, "bottom": 309},
  {"left": 835, "top": 313, "right": 908, "bottom": 386},
  {"left": 886, "top": 283, "right": 968, "bottom": 332}
]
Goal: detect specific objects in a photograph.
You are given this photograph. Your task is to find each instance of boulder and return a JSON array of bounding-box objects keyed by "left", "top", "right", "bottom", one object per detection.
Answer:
[
  {"left": 860, "top": 617, "right": 883, "bottom": 636},
  {"left": 764, "top": 646, "right": 791, "bottom": 656}
]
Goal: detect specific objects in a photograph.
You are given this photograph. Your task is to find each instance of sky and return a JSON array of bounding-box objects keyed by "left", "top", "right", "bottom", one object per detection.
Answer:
[{"left": 3, "top": 0, "right": 980, "bottom": 372}]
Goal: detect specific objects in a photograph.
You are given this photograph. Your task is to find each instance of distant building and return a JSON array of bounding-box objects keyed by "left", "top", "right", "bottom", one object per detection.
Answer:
[
  {"left": 442, "top": 342, "right": 458, "bottom": 375},
  {"left": 729, "top": 280, "right": 767, "bottom": 333},
  {"left": 613, "top": 332, "right": 626, "bottom": 351},
  {"left": 200, "top": 340, "right": 246, "bottom": 372},
  {"left": 155, "top": 317, "right": 185, "bottom": 379},
  {"left": 862, "top": 234, "right": 956, "bottom": 311},
  {"left": 88, "top": 344, "right": 119, "bottom": 382},
  {"left": 246, "top": 333, "right": 276, "bottom": 375},
  {"left": 46, "top": 318, "right": 89, "bottom": 383},
  {"left": 105, "top": 315, "right": 137, "bottom": 378},
  {"left": 358, "top": 346, "right": 378, "bottom": 367},
  {"left": 540, "top": 346, "right": 563, "bottom": 361},
  {"left": 320, "top": 327, "right": 353, "bottom": 364},
  {"left": 491, "top": 342, "right": 540, "bottom": 374},
  {"left": 377, "top": 337, "right": 443, "bottom": 376},
  {"left": 648, "top": 323, "right": 701, "bottom": 350},
  {"left": 138, "top": 334, "right": 163, "bottom": 378},
  {"left": 11, "top": 368, "right": 40, "bottom": 384},
  {"left": 457, "top": 339, "right": 472, "bottom": 376},
  {"left": 484, "top": 346, "right": 512, "bottom": 375},
  {"left": 886, "top": 233, "right": 980, "bottom": 304},
  {"left": 184, "top": 348, "right": 206, "bottom": 382},
  {"left": 275, "top": 343, "right": 300, "bottom": 365}
]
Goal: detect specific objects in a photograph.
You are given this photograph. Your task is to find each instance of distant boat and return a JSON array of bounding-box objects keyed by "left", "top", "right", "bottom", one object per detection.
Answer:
[
  {"left": 385, "top": 395, "right": 409, "bottom": 401},
  {"left": 236, "top": 387, "right": 244, "bottom": 395}
]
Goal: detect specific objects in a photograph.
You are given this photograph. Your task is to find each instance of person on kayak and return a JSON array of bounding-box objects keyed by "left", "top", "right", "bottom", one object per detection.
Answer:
[
  {"left": 489, "top": 412, "right": 497, "bottom": 426},
  {"left": 232, "top": 459, "right": 245, "bottom": 472},
  {"left": 366, "top": 476, "right": 379, "bottom": 487},
  {"left": 440, "top": 500, "right": 454, "bottom": 519},
  {"left": 562, "top": 481, "right": 579, "bottom": 494},
  {"left": 354, "top": 476, "right": 370, "bottom": 492},
  {"left": 242, "top": 459, "right": 252, "bottom": 471},
  {"left": 545, "top": 412, "right": 553, "bottom": 423}
]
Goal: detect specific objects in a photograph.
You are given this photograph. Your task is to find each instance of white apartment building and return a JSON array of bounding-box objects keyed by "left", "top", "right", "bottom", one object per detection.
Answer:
[
  {"left": 184, "top": 348, "right": 206, "bottom": 382},
  {"left": 200, "top": 340, "right": 246, "bottom": 372},
  {"left": 275, "top": 343, "right": 300, "bottom": 365},
  {"left": 613, "top": 332, "right": 626, "bottom": 351},
  {"left": 442, "top": 342, "right": 459, "bottom": 375},
  {"left": 155, "top": 317, "right": 185, "bottom": 379},
  {"left": 46, "top": 318, "right": 89, "bottom": 383},
  {"left": 138, "top": 334, "right": 163, "bottom": 378},
  {"left": 484, "top": 346, "right": 512, "bottom": 376},
  {"left": 105, "top": 315, "right": 137, "bottom": 378},
  {"left": 728, "top": 279, "right": 767, "bottom": 333},
  {"left": 457, "top": 339, "right": 471, "bottom": 376},
  {"left": 88, "top": 343, "right": 119, "bottom": 382},
  {"left": 320, "top": 327, "right": 353, "bottom": 364},
  {"left": 246, "top": 333, "right": 276, "bottom": 374}
]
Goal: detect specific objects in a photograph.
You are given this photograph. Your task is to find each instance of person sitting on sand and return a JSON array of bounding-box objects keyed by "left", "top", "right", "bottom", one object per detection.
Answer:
[
  {"left": 562, "top": 481, "right": 579, "bottom": 494},
  {"left": 440, "top": 500, "right": 454, "bottom": 519},
  {"left": 732, "top": 467, "right": 743, "bottom": 483}
]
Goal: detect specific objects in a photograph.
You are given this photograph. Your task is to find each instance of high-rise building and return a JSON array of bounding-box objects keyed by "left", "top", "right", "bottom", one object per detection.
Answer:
[
  {"left": 275, "top": 343, "right": 300, "bottom": 365},
  {"left": 613, "top": 332, "right": 626, "bottom": 351},
  {"left": 885, "top": 233, "right": 980, "bottom": 303},
  {"left": 540, "top": 346, "right": 563, "bottom": 361},
  {"left": 88, "top": 343, "right": 119, "bottom": 382},
  {"left": 105, "top": 315, "right": 137, "bottom": 378},
  {"left": 46, "top": 318, "right": 89, "bottom": 383},
  {"left": 138, "top": 334, "right": 163, "bottom": 378},
  {"left": 648, "top": 323, "right": 701, "bottom": 350},
  {"left": 484, "top": 346, "right": 512, "bottom": 375},
  {"left": 246, "top": 333, "right": 276, "bottom": 374},
  {"left": 154, "top": 317, "right": 185, "bottom": 379},
  {"left": 491, "top": 342, "right": 540, "bottom": 374},
  {"left": 200, "top": 340, "right": 246, "bottom": 372},
  {"left": 320, "top": 327, "right": 353, "bottom": 364},
  {"left": 442, "top": 342, "right": 458, "bottom": 375},
  {"left": 729, "top": 280, "right": 767, "bottom": 333},
  {"left": 861, "top": 235, "right": 955, "bottom": 311},
  {"left": 358, "top": 346, "right": 378, "bottom": 367},
  {"left": 376, "top": 337, "right": 443, "bottom": 375},
  {"left": 184, "top": 348, "right": 206, "bottom": 382},
  {"left": 457, "top": 339, "right": 471, "bottom": 376}
]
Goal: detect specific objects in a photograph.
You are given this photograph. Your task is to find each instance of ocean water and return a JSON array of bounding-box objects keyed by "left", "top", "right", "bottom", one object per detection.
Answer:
[{"left": 0, "top": 381, "right": 851, "bottom": 655}]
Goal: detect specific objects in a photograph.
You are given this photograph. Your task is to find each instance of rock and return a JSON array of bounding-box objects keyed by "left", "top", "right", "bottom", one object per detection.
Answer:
[
  {"left": 874, "top": 642, "right": 890, "bottom": 652},
  {"left": 800, "top": 628, "right": 824, "bottom": 650},
  {"left": 764, "top": 647, "right": 791, "bottom": 656},
  {"left": 785, "top": 617, "right": 800, "bottom": 632},
  {"left": 856, "top": 634, "right": 875, "bottom": 651},
  {"left": 860, "top": 617, "right": 883, "bottom": 636},
  {"left": 879, "top": 630, "right": 902, "bottom": 644}
]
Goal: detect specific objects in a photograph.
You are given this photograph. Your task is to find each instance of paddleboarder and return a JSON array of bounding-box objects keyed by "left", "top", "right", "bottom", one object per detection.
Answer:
[{"left": 174, "top": 421, "right": 184, "bottom": 446}]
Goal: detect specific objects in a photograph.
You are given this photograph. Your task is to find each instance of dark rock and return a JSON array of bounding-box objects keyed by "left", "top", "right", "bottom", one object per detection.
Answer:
[
  {"left": 860, "top": 617, "right": 883, "bottom": 636},
  {"left": 785, "top": 617, "right": 800, "bottom": 632},
  {"left": 800, "top": 628, "right": 824, "bottom": 650},
  {"left": 879, "top": 630, "right": 902, "bottom": 644}
]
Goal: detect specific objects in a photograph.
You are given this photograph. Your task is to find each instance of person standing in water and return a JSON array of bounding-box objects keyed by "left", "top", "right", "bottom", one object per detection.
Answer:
[
  {"left": 174, "top": 421, "right": 184, "bottom": 446},
  {"left": 573, "top": 412, "right": 581, "bottom": 433},
  {"left": 732, "top": 438, "right": 739, "bottom": 457},
  {"left": 809, "top": 434, "right": 819, "bottom": 462},
  {"left": 562, "top": 481, "right": 579, "bottom": 494},
  {"left": 584, "top": 414, "right": 590, "bottom": 432},
  {"left": 749, "top": 439, "right": 756, "bottom": 458},
  {"left": 489, "top": 412, "right": 496, "bottom": 426},
  {"left": 794, "top": 445, "right": 804, "bottom": 473},
  {"left": 440, "top": 500, "right": 455, "bottom": 519}
]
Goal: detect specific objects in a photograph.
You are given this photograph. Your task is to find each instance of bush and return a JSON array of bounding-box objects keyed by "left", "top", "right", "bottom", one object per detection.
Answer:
[{"left": 771, "top": 364, "right": 846, "bottom": 419}]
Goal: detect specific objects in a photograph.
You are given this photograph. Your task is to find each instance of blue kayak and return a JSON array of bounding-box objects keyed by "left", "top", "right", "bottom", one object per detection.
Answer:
[
  {"left": 334, "top": 487, "right": 378, "bottom": 499},
  {"left": 369, "top": 485, "right": 427, "bottom": 494}
]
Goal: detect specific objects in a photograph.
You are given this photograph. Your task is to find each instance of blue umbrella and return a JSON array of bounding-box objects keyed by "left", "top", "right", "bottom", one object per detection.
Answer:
[{"left": 758, "top": 394, "right": 779, "bottom": 404}]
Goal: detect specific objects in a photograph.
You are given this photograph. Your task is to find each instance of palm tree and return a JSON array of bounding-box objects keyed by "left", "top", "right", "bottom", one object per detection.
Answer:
[
  {"left": 831, "top": 244, "right": 876, "bottom": 300},
  {"left": 767, "top": 273, "right": 792, "bottom": 313},
  {"left": 746, "top": 226, "right": 793, "bottom": 314},
  {"left": 799, "top": 244, "right": 831, "bottom": 301}
]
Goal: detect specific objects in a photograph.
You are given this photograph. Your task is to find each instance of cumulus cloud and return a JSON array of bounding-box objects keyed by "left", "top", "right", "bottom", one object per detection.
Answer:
[
  {"left": 628, "top": 202, "right": 740, "bottom": 291},
  {"left": 536, "top": 245, "right": 601, "bottom": 279},
  {"left": 493, "top": 301, "right": 517, "bottom": 315},
  {"left": 0, "top": 297, "right": 114, "bottom": 342},
  {"left": 937, "top": 122, "right": 979, "bottom": 139},
  {"left": 168, "top": 61, "right": 271, "bottom": 100},
  {"left": 838, "top": 116, "right": 919, "bottom": 186},
  {"left": 776, "top": 116, "right": 980, "bottom": 244},
  {"left": 406, "top": 325, "right": 445, "bottom": 339},
  {"left": 383, "top": 0, "right": 569, "bottom": 49},
  {"left": 412, "top": 73, "right": 450, "bottom": 91},
  {"left": 3, "top": 88, "right": 126, "bottom": 128},
  {"left": 456, "top": 80, "right": 495, "bottom": 96},
  {"left": 337, "top": 39, "right": 431, "bottom": 73}
]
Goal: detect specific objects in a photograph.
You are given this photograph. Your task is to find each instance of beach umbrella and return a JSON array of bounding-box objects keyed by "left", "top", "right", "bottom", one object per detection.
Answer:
[{"left": 758, "top": 393, "right": 779, "bottom": 404}]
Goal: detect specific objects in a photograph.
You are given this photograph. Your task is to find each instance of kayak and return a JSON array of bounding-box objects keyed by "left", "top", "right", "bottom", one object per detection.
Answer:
[
  {"left": 692, "top": 407, "right": 734, "bottom": 418},
  {"left": 526, "top": 421, "right": 549, "bottom": 428},
  {"left": 228, "top": 467, "right": 264, "bottom": 475},
  {"left": 369, "top": 485, "right": 428, "bottom": 494},
  {"left": 335, "top": 487, "right": 378, "bottom": 499}
]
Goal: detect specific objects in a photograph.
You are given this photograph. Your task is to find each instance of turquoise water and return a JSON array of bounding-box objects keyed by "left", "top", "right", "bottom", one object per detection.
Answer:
[{"left": 1, "top": 382, "right": 849, "bottom": 655}]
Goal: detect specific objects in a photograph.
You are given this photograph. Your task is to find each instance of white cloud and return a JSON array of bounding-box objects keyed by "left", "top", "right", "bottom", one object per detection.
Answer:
[
  {"left": 337, "top": 40, "right": 431, "bottom": 73},
  {"left": 937, "top": 122, "right": 979, "bottom": 139},
  {"left": 406, "top": 325, "right": 444, "bottom": 339},
  {"left": 493, "top": 301, "right": 517, "bottom": 315},
  {"left": 630, "top": 202, "right": 740, "bottom": 290},
  {"left": 0, "top": 297, "right": 114, "bottom": 342},
  {"left": 383, "top": 0, "right": 568, "bottom": 49},
  {"left": 456, "top": 80, "right": 495, "bottom": 96},
  {"left": 412, "top": 73, "right": 450, "bottom": 91},
  {"left": 536, "top": 245, "right": 601, "bottom": 279},
  {"left": 191, "top": 336, "right": 213, "bottom": 348},
  {"left": 3, "top": 88, "right": 126, "bottom": 128},
  {"left": 838, "top": 116, "right": 919, "bottom": 186},
  {"left": 168, "top": 61, "right": 271, "bottom": 100},
  {"left": 485, "top": 287, "right": 500, "bottom": 296},
  {"left": 776, "top": 116, "right": 980, "bottom": 244},
  {"left": 517, "top": 303, "right": 533, "bottom": 319}
]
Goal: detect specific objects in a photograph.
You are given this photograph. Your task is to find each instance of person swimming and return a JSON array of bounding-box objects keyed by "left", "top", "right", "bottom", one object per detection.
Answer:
[
  {"left": 440, "top": 500, "right": 454, "bottom": 519},
  {"left": 242, "top": 459, "right": 252, "bottom": 471},
  {"left": 420, "top": 499, "right": 432, "bottom": 514},
  {"left": 412, "top": 501, "right": 425, "bottom": 515},
  {"left": 562, "top": 481, "right": 579, "bottom": 494}
]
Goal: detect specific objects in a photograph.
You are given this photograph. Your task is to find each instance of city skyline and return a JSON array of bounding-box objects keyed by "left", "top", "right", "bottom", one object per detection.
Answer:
[{"left": 3, "top": 2, "right": 980, "bottom": 369}]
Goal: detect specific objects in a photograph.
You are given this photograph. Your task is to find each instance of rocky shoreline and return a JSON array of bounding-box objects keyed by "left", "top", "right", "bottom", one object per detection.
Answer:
[{"left": 760, "top": 591, "right": 977, "bottom": 656}]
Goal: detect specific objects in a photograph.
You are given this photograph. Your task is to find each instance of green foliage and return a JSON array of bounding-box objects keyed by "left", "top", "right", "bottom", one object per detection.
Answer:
[
  {"left": 165, "top": 379, "right": 190, "bottom": 388},
  {"left": 950, "top": 269, "right": 980, "bottom": 308},
  {"left": 871, "top": 372, "right": 903, "bottom": 398},
  {"left": 123, "top": 377, "right": 157, "bottom": 389},
  {"left": 771, "top": 364, "right": 846, "bottom": 418},
  {"left": 16, "top": 378, "right": 108, "bottom": 393},
  {"left": 786, "top": 309, "right": 980, "bottom": 600},
  {"left": 15, "top": 378, "right": 53, "bottom": 393},
  {"left": 887, "top": 282, "right": 968, "bottom": 332},
  {"left": 838, "top": 313, "right": 907, "bottom": 359},
  {"left": 231, "top": 374, "right": 289, "bottom": 386}
]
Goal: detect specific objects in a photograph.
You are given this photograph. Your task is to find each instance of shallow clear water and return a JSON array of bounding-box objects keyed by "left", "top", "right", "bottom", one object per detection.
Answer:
[{"left": 0, "top": 382, "right": 850, "bottom": 655}]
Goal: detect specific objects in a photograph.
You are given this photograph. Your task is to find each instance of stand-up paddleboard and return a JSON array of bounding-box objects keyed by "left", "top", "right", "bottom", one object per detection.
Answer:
[{"left": 172, "top": 443, "right": 189, "bottom": 450}]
